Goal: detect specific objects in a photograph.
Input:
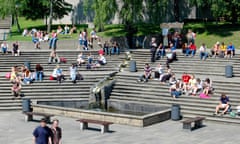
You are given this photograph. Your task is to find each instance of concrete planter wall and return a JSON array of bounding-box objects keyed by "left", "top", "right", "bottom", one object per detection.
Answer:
[{"left": 32, "top": 102, "right": 170, "bottom": 127}]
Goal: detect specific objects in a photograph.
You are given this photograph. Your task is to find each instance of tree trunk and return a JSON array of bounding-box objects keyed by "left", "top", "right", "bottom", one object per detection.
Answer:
[
  {"left": 15, "top": 11, "right": 21, "bottom": 33},
  {"left": 231, "top": 6, "right": 237, "bottom": 25},
  {"left": 47, "top": 0, "right": 53, "bottom": 33}
]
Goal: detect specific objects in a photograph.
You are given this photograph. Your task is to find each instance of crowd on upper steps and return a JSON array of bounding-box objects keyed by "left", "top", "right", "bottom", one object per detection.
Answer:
[{"left": 149, "top": 29, "right": 236, "bottom": 66}]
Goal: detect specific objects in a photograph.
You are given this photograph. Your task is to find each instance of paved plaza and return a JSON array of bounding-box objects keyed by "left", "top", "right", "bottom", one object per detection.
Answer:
[{"left": 0, "top": 111, "right": 239, "bottom": 144}]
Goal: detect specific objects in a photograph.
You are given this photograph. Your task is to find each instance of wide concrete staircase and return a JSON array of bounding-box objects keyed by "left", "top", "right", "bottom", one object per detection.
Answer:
[
  {"left": 109, "top": 50, "right": 240, "bottom": 124},
  {"left": 0, "top": 50, "right": 123, "bottom": 110}
]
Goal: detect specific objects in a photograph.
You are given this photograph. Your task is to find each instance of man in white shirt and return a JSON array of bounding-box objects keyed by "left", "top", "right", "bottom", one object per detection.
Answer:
[
  {"left": 199, "top": 43, "right": 208, "bottom": 60},
  {"left": 98, "top": 54, "right": 106, "bottom": 65},
  {"left": 1, "top": 41, "right": 8, "bottom": 54}
]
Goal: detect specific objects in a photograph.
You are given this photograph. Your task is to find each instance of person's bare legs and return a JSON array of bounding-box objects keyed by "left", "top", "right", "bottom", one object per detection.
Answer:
[
  {"left": 215, "top": 104, "right": 221, "bottom": 114},
  {"left": 222, "top": 105, "right": 229, "bottom": 114}
]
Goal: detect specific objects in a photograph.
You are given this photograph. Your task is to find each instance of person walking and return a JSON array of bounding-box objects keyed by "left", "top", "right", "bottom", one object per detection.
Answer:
[
  {"left": 150, "top": 37, "right": 157, "bottom": 63},
  {"left": 33, "top": 118, "right": 52, "bottom": 144},
  {"left": 51, "top": 119, "right": 62, "bottom": 144}
]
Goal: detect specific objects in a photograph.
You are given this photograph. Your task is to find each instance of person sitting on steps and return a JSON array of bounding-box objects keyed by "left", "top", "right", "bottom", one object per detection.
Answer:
[
  {"left": 35, "top": 64, "right": 44, "bottom": 81},
  {"left": 211, "top": 41, "right": 220, "bottom": 58},
  {"left": 169, "top": 80, "right": 182, "bottom": 99},
  {"left": 219, "top": 42, "right": 227, "bottom": 58},
  {"left": 186, "top": 42, "right": 197, "bottom": 57},
  {"left": 199, "top": 43, "right": 208, "bottom": 60},
  {"left": 214, "top": 93, "right": 230, "bottom": 116},
  {"left": 77, "top": 52, "right": 85, "bottom": 66},
  {"left": 97, "top": 54, "right": 106, "bottom": 65},
  {"left": 226, "top": 42, "right": 235, "bottom": 59},
  {"left": 69, "top": 63, "right": 77, "bottom": 84},
  {"left": 1, "top": 41, "right": 9, "bottom": 54},
  {"left": 12, "top": 41, "right": 20, "bottom": 56},
  {"left": 52, "top": 65, "right": 65, "bottom": 84},
  {"left": 11, "top": 79, "right": 21, "bottom": 99},
  {"left": 138, "top": 63, "right": 152, "bottom": 83},
  {"left": 202, "top": 78, "right": 212, "bottom": 96}
]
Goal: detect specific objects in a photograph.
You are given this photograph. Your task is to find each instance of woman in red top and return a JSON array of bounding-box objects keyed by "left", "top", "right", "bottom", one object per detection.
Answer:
[
  {"left": 182, "top": 72, "right": 191, "bottom": 94},
  {"left": 186, "top": 42, "right": 196, "bottom": 57}
]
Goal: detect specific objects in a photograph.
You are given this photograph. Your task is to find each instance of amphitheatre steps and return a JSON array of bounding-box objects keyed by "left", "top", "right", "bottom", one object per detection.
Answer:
[
  {"left": 0, "top": 50, "right": 123, "bottom": 111},
  {"left": 109, "top": 51, "right": 240, "bottom": 124}
]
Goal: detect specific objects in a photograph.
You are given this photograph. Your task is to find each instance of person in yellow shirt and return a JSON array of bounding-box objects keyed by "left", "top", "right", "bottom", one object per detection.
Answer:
[{"left": 219, "top": 42, "right": 227, "bottom": 57}]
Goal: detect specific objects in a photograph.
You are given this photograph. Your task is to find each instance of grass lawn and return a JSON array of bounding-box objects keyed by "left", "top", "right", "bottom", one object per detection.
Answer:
[
  {"left": 8, "top": 17, "right": 240, "bottom": 48},
  {"left": 185, "top": 22, "right": 240, "bottom": 49}
]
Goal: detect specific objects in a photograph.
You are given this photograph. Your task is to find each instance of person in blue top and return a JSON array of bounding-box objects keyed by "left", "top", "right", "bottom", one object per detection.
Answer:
[
  {"left": 32, "top": 32, "right": 40, "bottom": 49},
  {"left": 170, "top": 43, "right": 176, "bottom": 52},
  {"left": 226, "top": 42, "right": 235, "bottom": 58},
  {"left": 33, "top": 118, "right": 52, "bottom": 144},
  {"left": 214, "top": 93, "right": 230, "bottom": 116}
]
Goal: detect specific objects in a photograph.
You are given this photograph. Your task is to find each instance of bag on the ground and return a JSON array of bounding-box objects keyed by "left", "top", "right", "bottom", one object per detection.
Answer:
[
  {"left": 227, "top": 104, "right": 232, "bottom": 113},
  {"left": 5, "top": 72, "right": 11, "bottom": 79},
  {"left": 199, "top": 93, "right": 210, "bottom": 99},
  {"left": 76, "top": 73, "right": 84, "bottom": 80},
  {"left": 49, "top": 75, "right": 55, "bottom": 80},
  {"left": 86, "top": 64, "right": 91, "bottom": 69},
  {"left": 60, "top": 57, "right": 67, "bottom": 63}
]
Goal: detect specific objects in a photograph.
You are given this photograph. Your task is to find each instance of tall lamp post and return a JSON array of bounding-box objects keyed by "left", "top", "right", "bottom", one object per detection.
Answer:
[{"left": 47, "top": 0, "right": 53, "bottom": 33}]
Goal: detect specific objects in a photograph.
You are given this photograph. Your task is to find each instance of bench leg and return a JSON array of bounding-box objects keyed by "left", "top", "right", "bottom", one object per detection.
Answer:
[
  {"left": 80, "top": 122, "right": 88, "bottom": 131},
  {"left": 24, "top": 115, "right": 33, "bottom": 122},
  {"left": 100, "top": 125, "right": 109, "bottom": 134},
  {"left": 194, "top": 120, "right": 203, "bottom": 128},
  {"left": 183, "top": 123, "right": 192, "bottom": 131}
]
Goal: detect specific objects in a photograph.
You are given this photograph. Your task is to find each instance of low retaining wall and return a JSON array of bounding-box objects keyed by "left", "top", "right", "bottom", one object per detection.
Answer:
[{"left": 32, "top": 103, "right": 170, "bottom": 127}]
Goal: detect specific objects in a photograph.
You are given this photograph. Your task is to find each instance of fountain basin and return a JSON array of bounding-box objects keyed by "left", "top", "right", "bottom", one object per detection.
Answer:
[{"left": 32, "top": 99, "right": 170, "bottom": 127}]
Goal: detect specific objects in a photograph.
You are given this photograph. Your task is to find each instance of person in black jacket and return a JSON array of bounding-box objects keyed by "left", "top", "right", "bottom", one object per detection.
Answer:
[{"left": 150, "top": 37, "right": 157, "bottom": 62}]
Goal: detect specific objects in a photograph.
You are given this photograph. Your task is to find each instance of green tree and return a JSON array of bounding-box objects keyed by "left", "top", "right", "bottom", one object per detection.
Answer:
[
  {"left": 145, "top": 0, "right": 168, "bottom": 24},
  {"left": 20, "top": 0, "right": 72, "bottom": 32},
  {"left": 0, "top": 0, "right": 22, "bottom": 32},
  {"left": 189, "top": 0, "right": 240, "bottom": 24},
  {"left": 83, "top": 0, "right": 118, "bottom": 31}
]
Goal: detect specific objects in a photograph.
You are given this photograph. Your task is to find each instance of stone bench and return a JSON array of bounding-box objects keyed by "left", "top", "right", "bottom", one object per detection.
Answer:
[
  {"left": 182, "top": 117, "right": 205, "bottom": 131},
  {"left": 76, "top": 119, "right": 113, "bottom": 134},
  {"left": 23, "top": 112, "right": 54, "bottom": 123}
]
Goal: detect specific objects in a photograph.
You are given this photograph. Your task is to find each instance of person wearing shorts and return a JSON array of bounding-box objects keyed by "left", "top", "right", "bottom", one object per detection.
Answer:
[{"left": 214, "top": 93, "right": 230, "bottom": 116}]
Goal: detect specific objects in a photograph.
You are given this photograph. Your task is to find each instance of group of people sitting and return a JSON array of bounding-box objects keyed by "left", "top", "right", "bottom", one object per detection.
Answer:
[
  {"left": 137, "top": 63, "right": 213, "bottom": 99},
  {"left": 78, "top": 28, "right": 121, "bottom": 55},
  {"left": 150, "top": 37, "right": 178, "bottom": 66},
  {"left": 77, "top": 52, "right": 107, "bottom": 69},
  {"left": 78, "top": 28, "right": 99, "bottom": 50},
  {"left": 56, "top": 25, "right": 77, "bottom": 35},
  {"left": 1, "top": 41, "right": 21, "bottom": 56},
  {"left": 8, "top": 63, "right": 43, "bottom": 99},
  {"left": 211, "top": 41, "right": 235, "bottom": 58}
]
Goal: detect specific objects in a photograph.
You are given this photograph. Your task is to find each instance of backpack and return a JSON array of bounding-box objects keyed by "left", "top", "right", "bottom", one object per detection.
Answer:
[
  {"left": 86, "top": 64, "right": 92, "bottom": 69},
  {"left": 60, "top": 57, "right": 67, "bottom": 63},
  {"left": 227, "top": 104, "right": 232, "bottom": 113},
  {"left": 5, "top": 72, "right": 11, "bottom": 79},
  {"left": 76, "top": 73, "right": 84, "bottom": 80}
]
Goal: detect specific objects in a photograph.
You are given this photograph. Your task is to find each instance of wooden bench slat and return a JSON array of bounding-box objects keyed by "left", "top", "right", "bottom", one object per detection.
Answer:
[
  {"left": 77, "top": 119, "right": 113, "bottom": 125},
  {"left": 76, "top": 119, "right": 113, "bottom": 134}
]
